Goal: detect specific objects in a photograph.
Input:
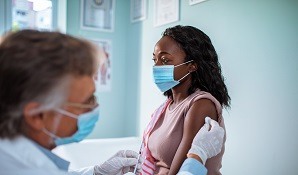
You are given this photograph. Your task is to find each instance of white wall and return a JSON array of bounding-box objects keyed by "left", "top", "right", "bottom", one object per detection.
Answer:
[{"left": 135, "top": 0, "right": 298, "bottom": 174}]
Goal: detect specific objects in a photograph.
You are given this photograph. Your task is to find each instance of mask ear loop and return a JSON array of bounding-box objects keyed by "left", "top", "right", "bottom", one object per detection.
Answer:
[
  {"left": 42, "top": 112, "right": 64, "bottom": 141},
  {"left": 174, "top": 60, "right": 194, "bottom": 67},
  {"left": 177, "top": 59, "right": 194, "bottom": 82},
  {"left": 178, "top": 71, "right": 191, "bottom": 82},
  {"left": 43, "top": 128, "right": 60, "bottom": 139},
  {"left": 55, "top": 109, "right": 78, "bottom": 119},
  {"left": 175, "top": 60, "right": 194, "bottom": 82}
]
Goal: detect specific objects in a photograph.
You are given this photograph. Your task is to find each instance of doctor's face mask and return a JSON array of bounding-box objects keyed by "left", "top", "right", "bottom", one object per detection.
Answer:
[{"left": 43, "top": 102, "right": 100, "bottom": 146}]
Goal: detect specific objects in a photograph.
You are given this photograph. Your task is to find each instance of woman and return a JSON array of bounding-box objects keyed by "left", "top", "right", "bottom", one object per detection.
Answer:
[{"left": 140, "top": 25, "right": 230, "bottom": 175}]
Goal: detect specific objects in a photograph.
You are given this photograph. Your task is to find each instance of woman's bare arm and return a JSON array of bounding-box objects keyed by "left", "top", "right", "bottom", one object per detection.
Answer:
[{"left": 168, "top": 99, "right": 218, "bottom": 175}]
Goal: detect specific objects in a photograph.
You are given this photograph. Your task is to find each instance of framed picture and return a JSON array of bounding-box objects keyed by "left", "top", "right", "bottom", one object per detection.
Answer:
[
  {"left": 130, "top": 0, "right": 147, "bottom": 23},
  {"left": 189, "top": 0, "right": 208, "bottom": 5},
  {"left": 90, "top": 39, "right": 112, "bottom": 92},
  {"left": 80, "top": 0, "right": 115, "bottom": 32},
  {"left": 153, "top": 0, "right": 179, "bottom": 27}
]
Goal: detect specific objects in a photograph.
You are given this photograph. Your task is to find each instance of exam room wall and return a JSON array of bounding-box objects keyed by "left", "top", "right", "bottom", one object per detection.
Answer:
[
  {"left": 136, "top": 0, "right": 298, "bottom": 175},
  {"left": 66, "top": 0, "right": 133, "bottom": 138},
  {"left": 0, "top": 1, "right": 5, "bottom": 34}
]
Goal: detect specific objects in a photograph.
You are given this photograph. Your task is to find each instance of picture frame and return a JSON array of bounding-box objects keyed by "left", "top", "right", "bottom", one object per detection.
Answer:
[
  {"left": 189, "top": 0, "right": 208, "bottom": 6},
  {"left": 80, "top": 0, "right": 115, "bottom": 32},
  {"left": 89, "top": 39, "right": 112, "bottom": 92},
  {"left": 130, "top": 0, "right": 147, "bottom": 23},
  {"left": 153, "top": 0, "right": 179, "bottom": 27}
]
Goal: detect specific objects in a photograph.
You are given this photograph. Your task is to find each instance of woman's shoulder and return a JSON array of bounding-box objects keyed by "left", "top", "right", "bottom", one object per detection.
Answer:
[{"left": 188, "top": 90, "right": 222, "bottom": 110}]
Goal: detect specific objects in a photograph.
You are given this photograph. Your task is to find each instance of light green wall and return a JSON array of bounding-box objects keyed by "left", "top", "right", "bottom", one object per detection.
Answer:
[
  {"left": 123, "top": 19, "right": 142, "bottom": 136},
  {"left": 66, "top": 0, "right": 132, "bottom": 138},
  {"left": 0, "top": 1, "right": 5, "bottom": 34},
  {"left": 0, "top": 0, "right": 12, "bottom": 34}
]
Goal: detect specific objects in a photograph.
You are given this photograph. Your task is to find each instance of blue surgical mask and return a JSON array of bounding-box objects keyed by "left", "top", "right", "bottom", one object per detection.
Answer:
[
  {"left": 153, "top": 60, "right": 193, "bottom": 92},
  {"left": 43, "top": 106, "right": 100, "bottom": 146}
]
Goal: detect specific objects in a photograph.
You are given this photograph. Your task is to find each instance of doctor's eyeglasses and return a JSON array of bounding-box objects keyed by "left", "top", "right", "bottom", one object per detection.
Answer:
[{"left": 64, "top": 95, "right": 98, "bottom": 110}]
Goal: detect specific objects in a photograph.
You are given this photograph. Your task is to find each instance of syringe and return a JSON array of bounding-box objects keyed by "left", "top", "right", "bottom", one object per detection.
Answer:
[{"left": 133, "top": 141, "right": 143, "bottom": 174}]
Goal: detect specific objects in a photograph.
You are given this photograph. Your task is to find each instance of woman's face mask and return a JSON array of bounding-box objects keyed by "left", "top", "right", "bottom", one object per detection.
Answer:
[
  {"left": 43, "top": 105, "right": 100, "bottom": 146},
  {"left": 152, "top": 60, "right": 193, "bottom": 92}
]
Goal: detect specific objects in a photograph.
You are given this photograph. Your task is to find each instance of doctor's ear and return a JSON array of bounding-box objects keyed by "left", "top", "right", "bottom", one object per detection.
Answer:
[{"left": 23, "top": 102, "right": 45, "bottom": 131}]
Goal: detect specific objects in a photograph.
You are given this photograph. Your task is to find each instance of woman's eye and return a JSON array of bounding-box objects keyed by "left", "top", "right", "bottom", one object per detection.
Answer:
[
  {"left": 161, "top": 58, "right": 168, "bottom": 64},
  {"left": 152, "top": 58, "right": 157, "bottom": 63}
]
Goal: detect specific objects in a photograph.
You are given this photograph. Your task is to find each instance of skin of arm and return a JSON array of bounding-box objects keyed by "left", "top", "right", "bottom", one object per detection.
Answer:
[
  {"left": 187, "top": 153, "right": 203, "bottom": 164},
  {"left": 168, "top": 98, "right": 218, "bottom": 175}
]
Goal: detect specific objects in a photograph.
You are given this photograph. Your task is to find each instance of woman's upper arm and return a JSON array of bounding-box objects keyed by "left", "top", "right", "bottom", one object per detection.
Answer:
[{"left": 168, "top": 98, "right": 217, "bottom": 175}]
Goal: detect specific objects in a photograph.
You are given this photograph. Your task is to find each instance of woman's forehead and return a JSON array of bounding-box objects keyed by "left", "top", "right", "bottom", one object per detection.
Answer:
[{"left": 154, "top": 36, "right": 184, "bottom": 55}]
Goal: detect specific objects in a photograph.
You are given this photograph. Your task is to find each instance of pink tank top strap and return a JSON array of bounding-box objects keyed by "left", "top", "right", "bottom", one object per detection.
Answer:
[{"left": 141, "top": 99, "right": 171, "bottom": 175}]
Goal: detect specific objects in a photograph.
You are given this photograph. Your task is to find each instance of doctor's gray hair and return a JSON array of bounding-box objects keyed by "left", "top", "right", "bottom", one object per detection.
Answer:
[{"left": 0, "top": 30, "right": 97, "bottom": 138}]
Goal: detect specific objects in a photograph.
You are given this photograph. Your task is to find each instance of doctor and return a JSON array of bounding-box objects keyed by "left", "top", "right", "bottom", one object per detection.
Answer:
[
  {"left": 0, "top": 30, "right": 224, "bottom": 175},
  {"left": 0, "top": 29, "right": 137, "bottom": 175}
]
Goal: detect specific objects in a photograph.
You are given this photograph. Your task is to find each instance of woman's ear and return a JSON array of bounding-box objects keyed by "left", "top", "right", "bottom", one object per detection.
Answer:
[
  {"left": 189, "top": 63, "right": 198, "bottom": 73},
  {"left": 23, "top": 102, "right": 45, "bottom": 131}
]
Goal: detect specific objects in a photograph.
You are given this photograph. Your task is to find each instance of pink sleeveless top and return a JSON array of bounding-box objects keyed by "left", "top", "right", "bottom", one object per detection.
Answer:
[{"left": 147, "top": 90, "right": 226, "bottom": 175}]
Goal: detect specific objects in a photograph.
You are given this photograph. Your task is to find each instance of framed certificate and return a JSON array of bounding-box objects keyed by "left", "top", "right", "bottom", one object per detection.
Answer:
[
  {"left": 153, "top": 0, "right": 179, "bottom": 27},
  {"left": 130, "top": 0, "right": 147, "bottom": 23},
  {"left": 81, "top": 0, "right": 115, "bottom": 32},
  {"left": 189, "top": 0, "right": 208, "bottom": 5}
]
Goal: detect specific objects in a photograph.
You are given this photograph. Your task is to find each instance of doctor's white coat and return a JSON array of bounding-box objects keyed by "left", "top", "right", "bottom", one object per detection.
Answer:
[{"left": 0, "top": 136, "right": 93, "bottom": 175}]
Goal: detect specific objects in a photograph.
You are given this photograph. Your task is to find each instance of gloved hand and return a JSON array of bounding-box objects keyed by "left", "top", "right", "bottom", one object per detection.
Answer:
[
  {"left": 94, "top": 150, "right": 140, "bottom": 175},
  {"left": 187, "top": 117, "right": 225, "bottom": 165}
]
